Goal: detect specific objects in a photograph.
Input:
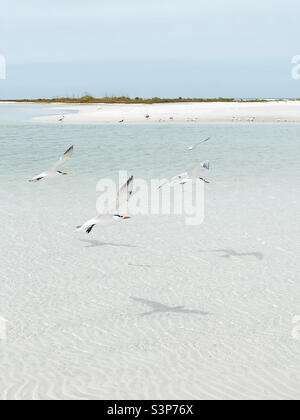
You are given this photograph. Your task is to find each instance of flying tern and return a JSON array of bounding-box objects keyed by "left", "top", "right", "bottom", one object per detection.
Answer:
[
  {"left": 158, "top": 161, "right": 210, "bottom": 189},
  {"left": 29, "top": 146, "right": 74, "bottom": 182},
  {"left": 188, "top": 137, "right": 211, "bottom": 151},
  {"left": 77, "top": 176, "right": 134, "bottom": 234}
]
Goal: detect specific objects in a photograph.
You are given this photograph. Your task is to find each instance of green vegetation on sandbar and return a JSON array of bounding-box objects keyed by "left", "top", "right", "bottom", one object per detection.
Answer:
[{"left": 8, "top": 95, "right": 271, "bottom": 104}]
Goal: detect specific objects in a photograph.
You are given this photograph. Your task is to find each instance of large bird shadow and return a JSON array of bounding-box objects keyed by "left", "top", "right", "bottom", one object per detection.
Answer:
[
  {"left": 80, "top": 239, "right": 137, "bottom": 249},
  {"left": 201, "top": 249, "right": 264, "bottom": 260},
  {"left": 131, "top": 297, "right": 210, "bottom": 317}
]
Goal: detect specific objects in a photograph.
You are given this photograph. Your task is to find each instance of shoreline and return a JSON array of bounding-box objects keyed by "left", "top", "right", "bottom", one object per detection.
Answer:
[{"left": 31, "top": 101, "right": 300, "bottom": 124}]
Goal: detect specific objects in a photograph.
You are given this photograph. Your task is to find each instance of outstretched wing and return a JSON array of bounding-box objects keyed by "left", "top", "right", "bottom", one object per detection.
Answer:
[
  {"left": 116, "top": 175, "right": 134, "bottom": 210},
  {"left": 158, "top": 172, "right": 188, "bottom": 189},
  {"left": 105, "top": 176, "right": 134, "bottom": 214},
  {"left": 50, "top": 146, "right": 74, "bottom": 171},
  {"left": 189, "top": 137, "right": 211, "bottom": 150}
]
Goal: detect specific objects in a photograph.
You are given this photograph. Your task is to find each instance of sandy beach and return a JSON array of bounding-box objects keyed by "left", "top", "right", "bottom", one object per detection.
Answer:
[{"left": 35, "top": 101, "right": 300, "bottom": 124}]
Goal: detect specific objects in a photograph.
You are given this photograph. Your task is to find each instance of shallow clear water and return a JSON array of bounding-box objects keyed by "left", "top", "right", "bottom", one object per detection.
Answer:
[
  {"left": 0, "top": 105, "right": 300, "bottom": 400},
  {"left": 0, "top": 103, "right": 76, "bottom": 123}
]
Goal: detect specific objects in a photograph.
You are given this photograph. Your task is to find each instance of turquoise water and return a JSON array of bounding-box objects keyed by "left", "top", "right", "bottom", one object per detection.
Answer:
[
  {"left": 0, "top": 103, "right": 77, "bottom": 123},
  {"left": 0, "top": 107, "right": 299, "bottom": 241},
  {"left": 0, "top": 104, "right": 299, "bottom": 257},
  {"left": 1, "top": 114, "right": 299, "bottom": 184},
  {"left": 1, "top": 104, "right": 300, "bottom": 399}
]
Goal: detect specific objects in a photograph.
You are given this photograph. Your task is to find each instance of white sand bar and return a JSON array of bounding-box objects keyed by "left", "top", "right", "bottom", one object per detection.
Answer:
[{"left": 36, "top": 101, "right": 300, "bottom": 124}]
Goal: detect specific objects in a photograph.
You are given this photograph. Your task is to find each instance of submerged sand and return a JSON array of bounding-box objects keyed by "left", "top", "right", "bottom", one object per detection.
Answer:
[{"left": 0, "top": 118, "right": 300, "bottom": 400}]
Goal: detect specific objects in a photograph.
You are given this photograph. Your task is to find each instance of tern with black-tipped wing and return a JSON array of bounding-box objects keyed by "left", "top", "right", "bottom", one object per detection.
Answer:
[
  {"left": 29, "top": 146, "right": 74, "bottom": 182},
  {"left": 77, "top": 176, "right": 134, "bottom": 234},
  {"left": 158, "top": 161, "right": 210, "bottom": 189}
]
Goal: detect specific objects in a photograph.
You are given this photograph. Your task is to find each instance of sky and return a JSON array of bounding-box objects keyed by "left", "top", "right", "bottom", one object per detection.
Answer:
[{"left": 1, "top": 0, "right": 300, "bottom": 99}]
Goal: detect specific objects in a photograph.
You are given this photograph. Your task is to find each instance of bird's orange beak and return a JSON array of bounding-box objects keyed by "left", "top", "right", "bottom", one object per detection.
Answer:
[
  {"left": 123, "top": 216, "right": 132, "bottom": 220},
  {"left": 63, "top": 172, "right": 68, "bottom": 175},
  {"left": 204, "top": 180, "right": 210, "bottom": 184}
]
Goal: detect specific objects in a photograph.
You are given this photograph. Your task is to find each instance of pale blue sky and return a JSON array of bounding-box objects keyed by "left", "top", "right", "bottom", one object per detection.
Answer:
[{"left": 1, "top": 0, "right": 300, "bottom": 98}]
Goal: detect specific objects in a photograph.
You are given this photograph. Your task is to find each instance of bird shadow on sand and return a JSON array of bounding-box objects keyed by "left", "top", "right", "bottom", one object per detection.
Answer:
[
  {"left": 131, "top": 297, "right": 210, "bottom": 317},
  {"left": 80, "top": 239, "right": 137, "bottom": 249},
  {"left": 200, "top": 249, "right": 264, "bottom": 260}
]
